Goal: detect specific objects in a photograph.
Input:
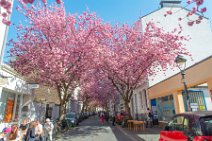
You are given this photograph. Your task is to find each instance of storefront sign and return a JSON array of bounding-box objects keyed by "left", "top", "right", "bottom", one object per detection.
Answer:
[
  {"left": 190, "top": 103, "right": 198, "bottom": 108},
  {"left": 28, "top": 84, "right": 39, "bottom": 89},
  {"left": 190, "top": 103, "right": 198, "bottom": 111},
  {"left": 0, "top": 77, "right": 8, "bottom": 85},
  {"left": 199, "top": 105, "right": 205, "bottom": 111}
]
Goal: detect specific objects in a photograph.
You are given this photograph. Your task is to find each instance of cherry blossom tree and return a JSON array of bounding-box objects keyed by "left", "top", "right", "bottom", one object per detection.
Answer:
[
  {"left": 0, "top": 0, "right": 62, "bottom": 25},
  {"left": 8, "top": 2, "right": 111, "bottom": 115},
  {"left": 79, "top": 69, "right": 116, "bottom": 113},
  {"left": 97, "top": 22, "right": 189, "bottom": 116},
  {"left": 164, "top": 0, "right": 207, "bottom": 26},
  {"left": 6, "top": 0, "right": 193, "bottom": 118}
]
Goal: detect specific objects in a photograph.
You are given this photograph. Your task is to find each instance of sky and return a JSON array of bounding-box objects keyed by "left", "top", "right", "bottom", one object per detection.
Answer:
[{"left": 3, "top": 0, "right": 212, "bottom": 62}]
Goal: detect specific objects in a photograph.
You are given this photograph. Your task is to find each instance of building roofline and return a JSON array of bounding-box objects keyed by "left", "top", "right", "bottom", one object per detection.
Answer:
[
  {"left": 148, "top": 55, "right": 212, "bottom": 89},
  {"left": 140, "top": 7, "right": 208, "bottom": 20}
]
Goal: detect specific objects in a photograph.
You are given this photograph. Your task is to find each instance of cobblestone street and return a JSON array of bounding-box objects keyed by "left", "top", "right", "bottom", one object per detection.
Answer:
[{"left": 54, "top": 116, "right": 161, "bottom": 141}]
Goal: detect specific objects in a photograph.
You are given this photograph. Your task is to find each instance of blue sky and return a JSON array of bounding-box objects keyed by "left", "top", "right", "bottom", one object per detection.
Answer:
[{"left": 3, "top": 0, "right": 212, "bottom": 62}]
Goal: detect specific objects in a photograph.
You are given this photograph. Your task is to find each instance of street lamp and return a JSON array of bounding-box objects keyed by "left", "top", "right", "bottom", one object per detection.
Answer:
[{"left": 175, "top": 55, "right": 191, "bottom": 112}]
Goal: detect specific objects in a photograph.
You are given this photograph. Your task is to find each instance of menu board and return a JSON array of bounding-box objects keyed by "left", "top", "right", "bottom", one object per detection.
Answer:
[{"left": 4, "top": 99, "right": 14, "bottom": 122}]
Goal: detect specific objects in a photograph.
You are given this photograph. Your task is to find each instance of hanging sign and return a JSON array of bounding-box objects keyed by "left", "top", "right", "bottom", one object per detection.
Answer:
[{"left": 0, "top": 77, "right": 8, "bottom": 85}]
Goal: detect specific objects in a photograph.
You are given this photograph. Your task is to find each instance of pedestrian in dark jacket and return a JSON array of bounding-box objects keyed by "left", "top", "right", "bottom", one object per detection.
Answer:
[
  {"left": 105, "top": 112, "right": 109, "bottom": 123},
  {"left": 146, "top": 108, "right": 153, "bottom": 128},
  {"left": 25, "top": 121, "right": 36, "bottom": 141}
]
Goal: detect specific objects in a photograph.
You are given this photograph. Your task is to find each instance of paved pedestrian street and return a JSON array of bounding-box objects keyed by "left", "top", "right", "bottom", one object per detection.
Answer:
[{"left": 54, "top": 116, "right": 161, "bottom": 141}]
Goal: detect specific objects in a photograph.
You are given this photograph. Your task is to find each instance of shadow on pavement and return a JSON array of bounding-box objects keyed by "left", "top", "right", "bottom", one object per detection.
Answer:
[
  {"left": 111, "top": 124, "right": 161, "bottom": 141},
  {"left": 54, "top": 116, "right": 112, "bottom": 140},
  {"left": 136, "top": 127, "right": 161, "bottom": 141}
]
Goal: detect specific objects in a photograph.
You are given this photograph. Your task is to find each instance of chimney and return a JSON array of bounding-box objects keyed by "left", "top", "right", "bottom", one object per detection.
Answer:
[{"left": 160, "top": 0, "right": 181, "bottom": 8}]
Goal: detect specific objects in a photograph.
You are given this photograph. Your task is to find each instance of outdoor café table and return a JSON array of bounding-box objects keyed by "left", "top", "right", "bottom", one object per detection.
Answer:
[
  {"left": 132, "top": 120, "right": 145, "bottom": 132},
  {"left": 127, "top": 120, "right": 134, "bottom": 130}
]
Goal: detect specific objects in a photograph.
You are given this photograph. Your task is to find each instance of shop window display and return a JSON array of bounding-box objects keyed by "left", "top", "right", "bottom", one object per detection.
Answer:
[{"left": 157, "top": 95, "right": 175, "bottom": 121}]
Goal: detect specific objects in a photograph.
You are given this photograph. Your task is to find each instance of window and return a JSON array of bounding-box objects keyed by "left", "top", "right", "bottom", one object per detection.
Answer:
[
  {"left": 183, "top": 117, "right": 190, "bottom": 132},
  {"left": 169, "top": 116, "right": 184, "bottom": 131},
  {"left": 191, "top": 120, "right": 202, "bottom": 136},
  {"left": 200, "top": 116, "right": 212, "bottom": 136}
]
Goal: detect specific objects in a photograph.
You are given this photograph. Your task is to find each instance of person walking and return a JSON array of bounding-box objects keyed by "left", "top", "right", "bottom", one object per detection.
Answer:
[
  {"left": 25, "top": 121, "right": 36, "bottom": 141},
  {"left": 146, "top": 108, "right": 153, "bottom": 128},
  {"left": 100, "top": 112, "right": 105, "bottom": 125},
  {"left": 35, "top": 120, "right": 43, "bottom": 141},
  {"left": 44, "top": 119, "right": 54, "bottom": 141},
  {"left": 112, "top": 113, "right": 116, "bottom": 126},
  {"left": 105, "top": 112, "right": 109, "bottom": 123},
  {"left": 19, "top": 119, "right": 29, "bottom": 141}
]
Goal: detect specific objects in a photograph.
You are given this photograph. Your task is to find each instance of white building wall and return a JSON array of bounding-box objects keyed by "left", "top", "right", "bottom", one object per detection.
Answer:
[
  {"left": 0, "top": 66, "right": 30, "bottom": 94},
  {"left": 0, "top": 7, "right": 8, "bottom": 63},
  {"left": 130, "top": 85, "right": 149, "bottom": 119},
  {"left": 0, "top": 65, "right": 35, "bottom": 123},
  {"left": 140, "top": 7, "right": 212, "bottom": 87}
]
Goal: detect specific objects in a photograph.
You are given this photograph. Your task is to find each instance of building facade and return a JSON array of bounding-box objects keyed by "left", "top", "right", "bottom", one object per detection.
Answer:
[
  {"left": 130, "top": 83, "right": 150, "bottom": 120},
  {"left": 66, "top": 87, "right": 82, "bottom": 114},
  {"left": 0, "top": 64, "right": 37, "bottom": 133},
  {"left": 139, "top": 0, "right": 212, "bottom": 121}
]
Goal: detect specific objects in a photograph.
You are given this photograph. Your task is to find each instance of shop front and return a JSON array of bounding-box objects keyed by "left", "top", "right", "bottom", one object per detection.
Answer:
[
  {"left": 151, "top": 94, "right": 175, "bottom": 122},
  {"left": 0, "top": 65, "right": 32, "bottom": 131},
  {"left": 183, "top": 89, "right": 209, "bottom": 112},
  {"left": 148, "top": 56, "right": 212, "bottom": 120},
  {"left": 0, "top": 89, "right": 24, "bottom": 123}
]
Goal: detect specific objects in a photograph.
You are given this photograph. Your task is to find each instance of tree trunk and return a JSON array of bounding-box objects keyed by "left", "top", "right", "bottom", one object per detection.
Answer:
[
  {"left": 124, "top": 100, "right": 131, "bottom": 117},
  {"left": 80, "top": 103, "right": 86, "bottom": 115},
  {"left": 59, "top": 103, "right": 66, "bottom": 117}
]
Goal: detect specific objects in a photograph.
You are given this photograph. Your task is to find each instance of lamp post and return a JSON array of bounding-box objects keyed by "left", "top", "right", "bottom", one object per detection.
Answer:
[{"left": 175, "top": 55, "right": 191, "bottom": 112}]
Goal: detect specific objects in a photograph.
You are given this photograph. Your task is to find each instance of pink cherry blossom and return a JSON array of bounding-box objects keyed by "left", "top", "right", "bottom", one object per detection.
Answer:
[
  {"left": 22, "top": 0, "right": 29, "bottom": 3},
  {"left": 2, "top": 12, "right": 8, "bottom": 17},
  {"left": 166, "top": 11, "right": 172, "bottom": 15},
  {"left": 90, "top": 21, "right": 189, "bottom": 115},
  {"left": 2, "top": 18, "right": 11, "bottom": 25},
  {"left": 9, "top": 3, "right": 112, "bottom": 115},
  {"left": 27, "top": 0, "right": 35, "bottom": 4},
  {"left": 56, "top": 0, "right": 62, "bottom": 4},
  {"left": 187, "top": 0, "right": 192, "bottom": 4},
  {"left": 41, "top": 0, "right": 47, "bottom": 3},
  {"left": 188, "top": 21, "right": 194, "bottom": 26},
  {"left": 200, "top": 7, "right": 207, "bottom": 13}
]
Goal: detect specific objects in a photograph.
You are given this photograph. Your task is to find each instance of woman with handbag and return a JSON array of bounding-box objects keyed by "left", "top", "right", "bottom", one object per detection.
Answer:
[{"left": 25, "top": 122, "right": 36, "bottom": 141}]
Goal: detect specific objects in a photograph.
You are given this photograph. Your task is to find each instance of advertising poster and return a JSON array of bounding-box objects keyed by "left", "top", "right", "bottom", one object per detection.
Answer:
[{"left": 4, "top": 99, "right": 14, "bottom": 122}]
